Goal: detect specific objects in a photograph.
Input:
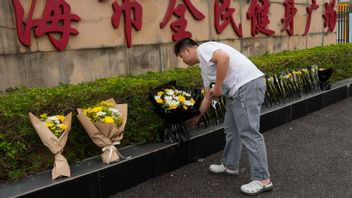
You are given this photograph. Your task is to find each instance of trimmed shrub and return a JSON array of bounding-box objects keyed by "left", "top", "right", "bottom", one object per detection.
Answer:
[
  {"left": 250, "top": 43, "right": 352, "bottom": 82},
  {"left": 1, "top": 43, "right": 352, "bottom": 183}
]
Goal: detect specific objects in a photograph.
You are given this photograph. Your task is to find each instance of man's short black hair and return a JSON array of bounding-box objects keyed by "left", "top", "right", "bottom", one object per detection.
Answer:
[{"left": 174, "top": 38, "right": 198, "bottom": 56}]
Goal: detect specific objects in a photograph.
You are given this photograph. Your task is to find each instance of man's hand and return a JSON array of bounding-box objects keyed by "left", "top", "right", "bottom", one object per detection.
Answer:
[
  {"left": 211, "top": 86, "right": 222, "bottom": 97},
  {"left": 185, "top": 114, "right": 202, "bottom": 128}
]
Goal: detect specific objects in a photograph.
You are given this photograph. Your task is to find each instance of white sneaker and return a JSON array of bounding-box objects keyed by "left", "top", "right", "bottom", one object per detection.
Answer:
[
  {"left": 240, "top": 180, "right": 273, "bottom": 196},
  {"left": 209, "top": 164, "right": 239, "bottom": 176}
]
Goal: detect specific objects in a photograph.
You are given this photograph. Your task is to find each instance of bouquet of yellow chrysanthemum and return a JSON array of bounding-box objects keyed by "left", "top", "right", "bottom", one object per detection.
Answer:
[
  {"left": 83, "top": 101, "right": 123, "bottom": 127},
  {"left": 77, "top": 98, "right": 127, "bottom": 164},
  {"left": 39, "top": 114, "right": 68, "bottom": 138},
  {"left": 29, "top": 112, "right": 72, "bottom": 180}
]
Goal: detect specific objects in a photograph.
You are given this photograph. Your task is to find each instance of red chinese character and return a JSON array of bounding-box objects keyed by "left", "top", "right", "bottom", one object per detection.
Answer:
[
  {"left": 160, "top": 0, "right": 205, "bottom": 41},
  {"left": 281, "top": 0, "right": 297, "bottom": 36},
  {"left": 112, "top": 0, "right": 142, "bottom": 48},
  {"left": 247, "top": 0, "right": 275, "bottom": 37},
  {"left": 12, "top": 0, "right": 81, "bottom": 51},
  {"left": 322, "top": 0, "right": 337, "bottom": 32},
  {"left": 304, "top": 0, "right": 319, "bottom": 35},
  {"left": 214, "top": 0, "right": 243, "bottom": 38}
]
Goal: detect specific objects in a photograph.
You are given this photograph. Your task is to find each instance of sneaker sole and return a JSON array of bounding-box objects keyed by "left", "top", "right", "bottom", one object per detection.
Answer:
[
  {"left": 208, "top": 169, "right": 239, "bottom": 176},
  {"left": 240, "top": 185, "right": 273, "bottom": 196}
]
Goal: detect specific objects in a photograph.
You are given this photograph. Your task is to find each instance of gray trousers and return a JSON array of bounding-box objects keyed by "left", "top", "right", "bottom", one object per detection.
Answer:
[{"left": 222, "top": 77, "right": 270, "bottom": 181}]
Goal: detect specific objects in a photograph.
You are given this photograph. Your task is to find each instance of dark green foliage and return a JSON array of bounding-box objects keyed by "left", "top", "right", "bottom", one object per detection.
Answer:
[
  {"left": 1, "top": 43, "right": 352, "bottom": 183},
  {"left": 0, "top": 67, "right": 203, "bottom": 184}
]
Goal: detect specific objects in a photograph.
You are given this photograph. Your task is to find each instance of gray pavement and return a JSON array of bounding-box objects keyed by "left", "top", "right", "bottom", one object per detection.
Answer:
[{"left": 111, "top": 97, "right": 352, "bottom": 198}]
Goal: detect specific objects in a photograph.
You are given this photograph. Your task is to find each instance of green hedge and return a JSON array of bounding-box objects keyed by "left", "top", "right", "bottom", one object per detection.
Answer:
[
  {"left": 250, "top": 43, "right": 352, "bottom": 82},
  {"left": 1, "top": 43, "right": 352, "bottom": 183}
]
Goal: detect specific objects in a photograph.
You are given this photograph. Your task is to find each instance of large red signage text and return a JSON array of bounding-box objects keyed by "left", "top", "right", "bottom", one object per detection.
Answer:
[{"left": 12, "top": 0, "right": 337, "bottom": 50}]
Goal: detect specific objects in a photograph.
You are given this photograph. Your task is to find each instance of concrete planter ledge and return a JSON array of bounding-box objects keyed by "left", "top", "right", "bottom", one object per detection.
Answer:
[{"left": 1, "top": 79, "right": 352, "bottom": 198}]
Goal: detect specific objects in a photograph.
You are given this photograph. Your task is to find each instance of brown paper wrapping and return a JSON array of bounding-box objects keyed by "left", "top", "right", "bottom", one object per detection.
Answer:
[
  {"left": 29, "top": 112, "right": 72, "bottom": 180},
  {"left": 77, "top": 98, "right": 128, "bottom": 164}
]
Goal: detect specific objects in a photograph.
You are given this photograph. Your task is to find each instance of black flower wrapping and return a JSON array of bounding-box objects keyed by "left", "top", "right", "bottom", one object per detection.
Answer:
[{"left": 149, "top": 81, "right": 202, "bottom": 143}]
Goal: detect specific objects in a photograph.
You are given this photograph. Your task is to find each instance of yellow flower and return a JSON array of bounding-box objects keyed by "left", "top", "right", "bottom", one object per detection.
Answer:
[
  {"left": 183, "top": 105, "right": 188, "bottom": 110},
  {"left": 91, "top": 107, "right": 103, "bottom": 113},
  {"left": 104, "top": 116, "right": 115, "bottom": 124},
  {"left": 39, "top": 113, "right": 47, "bottom": 120},
  {"left": 169, "top": 104, "right": 177, "bottom": 110},
  {"left": 190, "top": 98, "right": 195, "bottom": 105},
  {"left": 83, "top": 108, "right": 90, "bottom": 115},
  {"left": 100, "top": 101, "right": 112, "bottom": 107},
  {"left": 156, "top": 98, "right": 163, "bottom": 104},
  {"left": 56, "top": 115, "right": 65, "bottom": 122},
  {"left": 178, "top": 95, "right": 186, "bottom": 103},
  {"left": 157, "top": 91, "right": 164, "bottom": 96},
  {"left": 45, "top": 122, "right": 54, "bottom": 128},
  {"left": 60, "top": 124, "right": 68, "bottom": 130}
]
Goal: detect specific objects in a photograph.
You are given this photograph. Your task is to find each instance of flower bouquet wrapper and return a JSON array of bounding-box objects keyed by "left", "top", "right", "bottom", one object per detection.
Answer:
[
  {"left": 28, "top": 112, "right": 72, "bottom": 180},
  {"left": 77, "top": 98, "right": 128, "bottom": 164}
]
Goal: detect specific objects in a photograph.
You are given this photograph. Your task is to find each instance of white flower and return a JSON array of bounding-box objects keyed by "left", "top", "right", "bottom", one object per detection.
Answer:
[
  {"left": 168, "top": 100, "right": 180, "bottom": 106},
  {"left": 184, "top": 100, "right": 193, "bottom": 106},
  {"left": 154, "top": 95, "right": 161, "bottom": 100},
  {"left": 164, "top": 95, "right": 173, "bottom": 102},
  {"left": 47, "top": 116, "right": 60, "bottom": 124},
  {"left": 48, "top": 116, "right": 59, "bottom": 121},
  {"left": 165, "top": 89, "right": 174, "bottom": 95},
  {"left": 97, "top": 111, "right": 106, "bottom": 116},
  {"left": 110, "top": 108, "right": 120, "bottom": 115},
  {"left": 175, "top": 89, "right": 182, "bottom": 94},
  {"left": 182, "top": 91, "right": 191, "bottom": 97}
]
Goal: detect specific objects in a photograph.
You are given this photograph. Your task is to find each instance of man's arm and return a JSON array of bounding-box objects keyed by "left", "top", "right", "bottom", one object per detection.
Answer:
[
  {"left": 210, "top": 50, "right": 229, "bottom": 97},
  {"left": 186, "top": 87, "right": 212, "bottom": 127},
  {"left": 199, "top": 87, "right": 213, "bottom": 115}
]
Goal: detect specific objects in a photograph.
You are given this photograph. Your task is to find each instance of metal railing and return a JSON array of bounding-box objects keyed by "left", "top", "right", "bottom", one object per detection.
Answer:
[{"left": 337, "top": 3, "right": 352, "bottom": 43}]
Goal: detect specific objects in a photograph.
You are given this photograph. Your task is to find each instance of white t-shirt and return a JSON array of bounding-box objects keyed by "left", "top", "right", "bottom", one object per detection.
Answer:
[{"left": 197, "top": 42, "right": 264, "bottom": 97}]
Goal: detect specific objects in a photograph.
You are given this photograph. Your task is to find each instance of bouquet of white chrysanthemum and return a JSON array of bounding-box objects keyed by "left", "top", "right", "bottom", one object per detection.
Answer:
[
  {"left": 77, "top": 98, "right": 127, "bottom": 164},
  {"left": 29, "top": 112, "right": 72, "bottom": 180},
  {"left": 154, "top": 88, "right": 196, "bottom": 113},
  {"left": 149, "top": 81, "right": 201, "bottom": 143},
  {"left": 150, "top": 81, "right": 201, "bottom": 123}
]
